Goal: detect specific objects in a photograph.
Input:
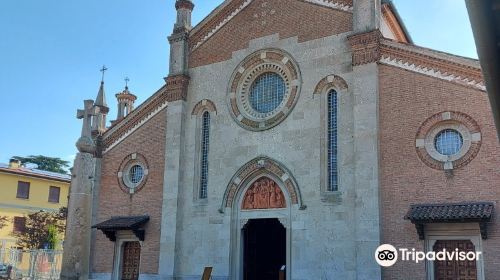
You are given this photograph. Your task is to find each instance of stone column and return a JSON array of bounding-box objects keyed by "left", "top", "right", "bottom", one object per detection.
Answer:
[
  {"left": 349, "top": 1, "right": 382, "bottom": 279},
  {"left": 60, "top": 100, "right": 97, "bottom": 280},
  {"left": 159, "top": 3, "right": 193, "bottom": 278}
]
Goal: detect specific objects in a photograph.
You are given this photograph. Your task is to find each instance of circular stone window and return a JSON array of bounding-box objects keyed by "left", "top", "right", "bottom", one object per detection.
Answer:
[
  {"left": 416, "top": 112, "right": 481, "bottom": 170},
  {"left": 117, "top": 153, "right": 149, "bottom": 194},
  {"left": 228, "top": 49, "right": 301, "bottom": 131}
]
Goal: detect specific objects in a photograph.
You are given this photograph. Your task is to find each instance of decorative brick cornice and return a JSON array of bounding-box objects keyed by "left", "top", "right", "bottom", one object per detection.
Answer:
[
  {"left": 348, "top": 30, "right": 382, "bottom": 66},
  {"left": 189, "top": 0, "right": 252, "bottom": 51},
  {"left": 175, "top": 0, "right": 194, "bottom": 11},
  {"left": 165, "top": 74, "right": 190, "bottom": 102},
  {"left": 102, "top": 85, "right": 169, "bottom": 152},
  {"left": 300, "top": 0, "right": 352, "bottom": 12},
  {"left": 102, "top": 75, "right": 190, "bottom": 152},
  {"left": 380, "top": 39, "right": 485, "bottom": 91},
  {"left": 189, "top": 0, "right": 352, "bottom": 51}
]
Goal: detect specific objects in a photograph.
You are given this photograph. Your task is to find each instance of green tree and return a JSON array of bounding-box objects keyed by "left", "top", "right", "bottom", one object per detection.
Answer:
[
  {"left": 12, "top": 155, "right": 70, "bottom": 174},
  {"left": 0, "top": 216, "right": 7, "bottom": 229},
  {"left": 46, "top": 225, "right": 58, "bottom": 249},
  {"left": 12, "top": 208, "right": 67, "bottom": 249}
]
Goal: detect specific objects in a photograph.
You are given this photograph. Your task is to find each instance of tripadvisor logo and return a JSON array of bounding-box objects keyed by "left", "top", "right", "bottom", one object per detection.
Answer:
[{"left": 375, "top": 244, "right": 482, "bottom": 267}]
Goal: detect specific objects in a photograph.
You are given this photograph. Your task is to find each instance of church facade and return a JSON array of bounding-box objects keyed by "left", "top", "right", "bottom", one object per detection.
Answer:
[{"left": 62, "top": 0, "right": 499, "bottom": 280}]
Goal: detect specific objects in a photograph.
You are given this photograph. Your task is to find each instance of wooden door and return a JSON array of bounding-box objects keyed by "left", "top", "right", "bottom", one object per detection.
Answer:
[
  {"left": 121, "top": 241, "right": 141, "bottom": 280},
  {"left": 434, "top": 240, "right": 477, "bottom": 280}
]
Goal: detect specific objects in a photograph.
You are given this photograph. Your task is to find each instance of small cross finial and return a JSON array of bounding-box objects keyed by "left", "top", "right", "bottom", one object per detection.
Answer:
[
  {"left": 100, "top": 65, "right": 108, "bottom": 82},
  {"left": 125, "top": 77, "right": 130, "bottom": 88}
]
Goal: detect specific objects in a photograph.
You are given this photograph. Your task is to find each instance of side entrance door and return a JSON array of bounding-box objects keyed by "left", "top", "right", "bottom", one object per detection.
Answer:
[
  {"left": 121, "top": 241, "right": 141, "bottom": 280},
  {"left": 433, "top": 240, "right": 477, "bottom": 280}
]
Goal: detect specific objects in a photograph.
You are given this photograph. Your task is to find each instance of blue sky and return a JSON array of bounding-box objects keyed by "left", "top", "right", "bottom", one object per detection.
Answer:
[{"left": 0, "top": 0, "right": 477, "bottom": 165}]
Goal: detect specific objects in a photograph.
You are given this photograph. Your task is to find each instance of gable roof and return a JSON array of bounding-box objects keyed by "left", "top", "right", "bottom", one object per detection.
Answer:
[
  {"left": 188, "top": 0, "right": 354, "bottom": 52},
  {"left": 0, "top": 163, "right": 71, "bottom": 183},
  {"left": 188, "top": 0, "right": 412, "bottom": 51}
]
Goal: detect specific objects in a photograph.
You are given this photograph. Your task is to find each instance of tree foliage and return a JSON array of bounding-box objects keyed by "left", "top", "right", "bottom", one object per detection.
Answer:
[
  {"left": 0, "top": 216, "right": 7, "bottom": 229},
  {"left": 12, "top": 155, "right": 70, "bottom": 174},
  {"left": 46, "top": 225, "right": 58, "bottom": 250},
  {"left": 12, "top": 207, "right": 67, "bottom": 249}
]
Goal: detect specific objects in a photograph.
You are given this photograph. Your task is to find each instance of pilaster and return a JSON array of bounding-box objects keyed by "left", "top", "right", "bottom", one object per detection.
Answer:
[
  {"left": 168, "top": 32, "right": 190, "bottom": 76},
  {"left": 348, "top": 14, "right": 382, "bottom": 279},
  {"left": 353, "top": 0, "right": 381, "bottom": 32},
  {"left": 159, "top": 76, "right": 189, "bottom": 280}
]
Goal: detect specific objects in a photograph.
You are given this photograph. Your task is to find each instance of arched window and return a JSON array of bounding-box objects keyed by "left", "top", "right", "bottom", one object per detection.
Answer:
[
  {"left": 199, "top": 111, "right": 211, "bottom": 199},
  {"left": 327, "top": 90, "right": 338, "bottom": 191}
]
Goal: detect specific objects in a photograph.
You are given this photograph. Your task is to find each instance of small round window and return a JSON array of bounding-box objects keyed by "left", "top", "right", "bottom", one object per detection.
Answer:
[
  {"left": 249, "top": 72, "right": 286, "bottom": 113},
  {"left": 434, "top": 129, "right": 463, "bottom": 155},
  {"left": 118, "top": 153, "right": 149, "bottom": 194},
  {"left": 129, "top": 165, "right": 144, "bottom": 184}
]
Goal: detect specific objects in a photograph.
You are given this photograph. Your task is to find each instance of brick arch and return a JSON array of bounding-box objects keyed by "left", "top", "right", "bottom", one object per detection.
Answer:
[
  {"left": 191, "top": 99, "right": 217, "bottom": 116},
  {"left": 220, "top": 156, "right": 305, "bottom": 212},
  {"left": 313, "top": 74, "right": 348, "bottom": 95}
]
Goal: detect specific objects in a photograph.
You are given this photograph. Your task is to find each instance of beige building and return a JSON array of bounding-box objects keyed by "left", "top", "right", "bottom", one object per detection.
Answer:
[{"left": 0, "top": 159, "right": 70, "bottom": 250}]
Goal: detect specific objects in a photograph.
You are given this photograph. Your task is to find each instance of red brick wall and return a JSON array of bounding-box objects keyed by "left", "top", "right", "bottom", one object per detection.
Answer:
[
  {"left": 379, "top": 65, "right": 500, "bottom": 279},
  {"left": 93, "top": 109, "right": 167, "bottom": 274},
  {"left": 189, "top": 0, "right": 352, "bottom": 68}
]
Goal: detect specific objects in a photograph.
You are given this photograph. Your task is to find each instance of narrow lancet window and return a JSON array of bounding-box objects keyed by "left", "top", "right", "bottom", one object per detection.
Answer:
[
  {"left": 199, "top": 111, "right": 211, "bottom": 198},
  {"left": 327, "top": 90, "right": 338, "bottom": 191}
]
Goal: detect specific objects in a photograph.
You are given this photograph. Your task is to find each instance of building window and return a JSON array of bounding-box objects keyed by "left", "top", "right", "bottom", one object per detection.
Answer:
[
  {"left": 327, "top": 90, "right": 338, "bottom": 191},
  {"left": 48, "top": 186, "right": 61, "bottom": 203},
  {"left": 117, "top": 153, "right": 149, "bottom": 194},
  {"left": 129, "top": 165, "right": 144, "bottom": 184},
  {"left": 228, "top": 49, "right": 302, "bottom": 131},
  {"left": 16, "top": 181, "right": 30, "bottom": 199},
  {"left": 249, "top": 72, "right": 286, "bottom": 113},
  {"left": 199, "top": 111, "right": 211, "bottom": 199},
  {"left": 415, "top": 111, "right": 481, "bottom": 170},
  {"left": 13, "top": 217, "right": 26, "bottom": 233},
  {"left": 434, "top": 129, "right": 463, "bottom": 155}
]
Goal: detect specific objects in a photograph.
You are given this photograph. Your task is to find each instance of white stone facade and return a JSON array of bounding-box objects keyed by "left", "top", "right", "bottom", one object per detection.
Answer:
[{"left": 155, "top": 30, "right": 377, "bottom": 279}]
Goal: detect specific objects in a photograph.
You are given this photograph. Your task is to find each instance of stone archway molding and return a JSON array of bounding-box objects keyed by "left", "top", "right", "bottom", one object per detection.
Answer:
[
  {"left": 191, "top": 99, "right": 217, "bottom": 116},
  {"left": 313, "top": 74, "right": 348, "bottom": 95},
  {"left": 220, "top": 156, "right": 306, "bottom": 213}
]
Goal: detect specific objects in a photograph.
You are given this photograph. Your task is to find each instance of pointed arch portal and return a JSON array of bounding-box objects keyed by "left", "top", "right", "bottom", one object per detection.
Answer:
[
  {"left": 225, "top": 156, "right": 304, "bottom": 280},
  {"left": 220, "top": 156, "right": 305, "bottom": 213}
]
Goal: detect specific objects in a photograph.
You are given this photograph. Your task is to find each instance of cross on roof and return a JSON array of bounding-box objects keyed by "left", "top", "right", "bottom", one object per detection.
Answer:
[
  {"left": 100, "top": 65, "right": 108, "bottom": 82},
  {"left": 125, "top": 77, "right": 130, "bottom": 88}
]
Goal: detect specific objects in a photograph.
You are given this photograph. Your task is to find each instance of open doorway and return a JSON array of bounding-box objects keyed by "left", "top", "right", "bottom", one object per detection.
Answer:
[{"left": 243, "top": 218, "right": 286, "bottom": 280}]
